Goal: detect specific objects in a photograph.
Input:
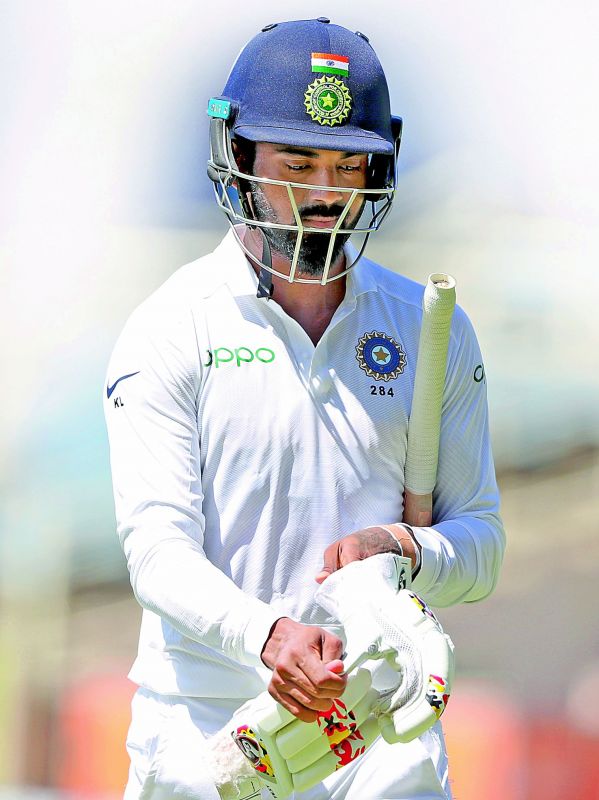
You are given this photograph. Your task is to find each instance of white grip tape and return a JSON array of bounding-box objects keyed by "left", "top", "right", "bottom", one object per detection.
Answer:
[{"left": 404, "top": 273, "right": 456, "bottom": 496}]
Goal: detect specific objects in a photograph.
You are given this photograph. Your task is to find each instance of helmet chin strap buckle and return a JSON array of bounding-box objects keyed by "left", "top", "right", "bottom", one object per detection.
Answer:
[
  {"left": 257, "top": 267, "right": 274, "bottom": 299},
  {"left": 256, "top": 230, "right": 274, "bottom": 299}
]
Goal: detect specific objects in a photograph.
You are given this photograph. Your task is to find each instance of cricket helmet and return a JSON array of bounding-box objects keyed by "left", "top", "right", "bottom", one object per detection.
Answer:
[{"left": 207, "top": 18, "right": 402, "bottom": 291}]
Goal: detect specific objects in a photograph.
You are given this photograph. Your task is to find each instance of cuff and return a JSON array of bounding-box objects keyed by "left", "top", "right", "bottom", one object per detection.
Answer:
[
  {"left": 409, "top": 526, "right": 444, "bottom": 596},
  {"left": 234, "top": 600, "right": 282, "bottom": 669}
]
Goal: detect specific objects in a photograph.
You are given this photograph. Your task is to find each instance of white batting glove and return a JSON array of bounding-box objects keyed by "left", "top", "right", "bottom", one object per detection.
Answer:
[
  {"left": 204, "top": 554, "right": 453, "bottom": 799},
  {"left": 213, "top": 666, "right": 378, "bottom": 798},
  {"left": 314, "top": 553, "right": 455, "bottom": 744}
]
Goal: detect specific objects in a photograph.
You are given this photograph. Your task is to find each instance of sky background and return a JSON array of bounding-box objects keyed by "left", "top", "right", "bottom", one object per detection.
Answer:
[
  {"left": 1, "top": 1, "right": 598, "bottom": 795},
  {"left": 3, "top": 0, "right": 597, "bottom": 580}
]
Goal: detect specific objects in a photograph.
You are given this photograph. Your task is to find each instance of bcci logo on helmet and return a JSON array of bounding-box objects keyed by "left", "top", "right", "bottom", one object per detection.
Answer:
[{"left": 304, "top": 76, "right": 352, "bottom": 127}]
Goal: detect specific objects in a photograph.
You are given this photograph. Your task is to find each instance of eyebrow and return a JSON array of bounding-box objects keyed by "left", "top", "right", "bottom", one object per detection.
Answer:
[{"left": 273, "top": 145, "right": 361, "bottom": 159}]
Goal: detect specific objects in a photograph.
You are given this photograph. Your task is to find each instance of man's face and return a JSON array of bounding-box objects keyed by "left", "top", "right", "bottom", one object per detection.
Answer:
[{"left": 243, "top": 142, "right": 369, "bottom": 277}]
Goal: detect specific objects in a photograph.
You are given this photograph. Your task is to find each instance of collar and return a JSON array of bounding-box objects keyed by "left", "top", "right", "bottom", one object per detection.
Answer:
[
  {"left": 211, "top": 227, "right": 260, "bottom": 297},
  {"left": 344, "top": 241, "right": 380, "bottom": 300}
]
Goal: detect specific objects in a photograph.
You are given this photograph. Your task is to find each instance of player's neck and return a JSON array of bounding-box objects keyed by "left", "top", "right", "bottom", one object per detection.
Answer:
[
  {"left": 244, "top": 232, "right": 347, "bottom": 345},
  {"left": 269, "top": 273, "right": 346, "bottom": 345}
]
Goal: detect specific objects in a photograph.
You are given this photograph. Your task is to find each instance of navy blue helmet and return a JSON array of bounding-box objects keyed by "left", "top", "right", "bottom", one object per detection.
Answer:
[{"left": 207, "top": 18, "right": 402, "bottom": 288}]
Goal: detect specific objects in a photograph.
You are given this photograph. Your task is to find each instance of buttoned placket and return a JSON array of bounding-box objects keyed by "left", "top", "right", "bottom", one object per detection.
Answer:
[
  {"left": 229, "top": 231, "right": 378, "bottom": 402},
  {"left": 251, "top": 271, "right": 368, "bottom": 405}
]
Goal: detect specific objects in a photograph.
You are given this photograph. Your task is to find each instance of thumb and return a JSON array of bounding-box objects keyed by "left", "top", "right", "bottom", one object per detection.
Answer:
[
  {"left": 321, "top": 631, "right": 345, "bottom": 665},
  {"left": 315, "top": 568, "right": 332, "bottom": 584},
  {"left": 315, "top": 543, "right": 340, "bottom": 584}
]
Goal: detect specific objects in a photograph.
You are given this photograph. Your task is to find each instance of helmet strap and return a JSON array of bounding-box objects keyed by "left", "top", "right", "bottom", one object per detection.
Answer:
[{"left": 256, "top": 230, "right": 274, "bottom": 299}]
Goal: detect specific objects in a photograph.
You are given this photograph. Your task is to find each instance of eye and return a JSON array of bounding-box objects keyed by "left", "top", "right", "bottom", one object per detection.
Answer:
[
  {"left": 287, "top": 163, "right": 309, "bottom": 171},
  {"left": 340, "top": 163, "right": 362, "bottom": 172}
]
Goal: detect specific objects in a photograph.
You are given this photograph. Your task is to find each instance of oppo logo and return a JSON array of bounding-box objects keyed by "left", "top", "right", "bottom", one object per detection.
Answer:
[{"left": 203, "top": 347, "right": 276, "bottom": 368}]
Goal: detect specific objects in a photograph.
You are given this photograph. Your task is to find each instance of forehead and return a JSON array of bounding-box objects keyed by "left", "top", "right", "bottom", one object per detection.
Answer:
[{"left": 255, "top": 142, "right": 367, "bottom": 160}]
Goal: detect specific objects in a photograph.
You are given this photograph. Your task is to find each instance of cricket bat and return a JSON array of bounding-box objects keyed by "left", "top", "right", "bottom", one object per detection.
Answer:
[{"left": 403, "top": 273, "right": 456, "bottom": 527}]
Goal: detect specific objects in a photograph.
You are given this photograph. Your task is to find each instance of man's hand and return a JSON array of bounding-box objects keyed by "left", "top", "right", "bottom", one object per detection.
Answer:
[
  {"left": 213, "top": 556, "right": 453, "bottom": 800},
  {"left": 220, "top": 668, "right": 379, "bottom": 800},
  {"left": 315, "top": 525, "right": 419, "bottom": 584},
  {"left": 260, "top": 617, "right": 347, "bottom": 722}
]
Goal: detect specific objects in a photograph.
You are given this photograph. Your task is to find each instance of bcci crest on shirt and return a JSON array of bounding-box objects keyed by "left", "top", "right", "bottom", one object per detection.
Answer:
[{"left": 356, "top": 331, "right": 407, "bottom": 382}]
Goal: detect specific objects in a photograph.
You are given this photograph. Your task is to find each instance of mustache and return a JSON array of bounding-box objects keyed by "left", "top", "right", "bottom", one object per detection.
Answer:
[{"left": 299, "top": 204, "right": 347, "bottom": 220}]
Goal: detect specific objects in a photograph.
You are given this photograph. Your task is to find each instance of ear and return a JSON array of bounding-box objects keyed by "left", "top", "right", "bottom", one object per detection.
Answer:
[
  {"left": 228, "top": 140, "right": 240, "bottom": 189},
  {"left": 230, "top": 142, "right": 256, "bottom": 218},
  {"left": 231, "top": 139, "right": 252, "bottom": 176}
]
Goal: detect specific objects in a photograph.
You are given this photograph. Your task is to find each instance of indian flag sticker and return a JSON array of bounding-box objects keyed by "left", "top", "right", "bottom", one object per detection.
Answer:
[{"left": 311, "top": 52, "right": 349, "bottom": 77}]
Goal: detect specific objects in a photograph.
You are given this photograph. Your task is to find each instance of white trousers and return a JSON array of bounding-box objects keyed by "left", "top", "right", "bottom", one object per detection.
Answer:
[{"left": 124, "top": 687, "right": 452, "bottom": 800}]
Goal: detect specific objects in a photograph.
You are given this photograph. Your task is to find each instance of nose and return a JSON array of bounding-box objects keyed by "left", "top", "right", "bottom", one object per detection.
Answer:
[{"left": 306, "top": 166, "right": 345, "bottom": 207}]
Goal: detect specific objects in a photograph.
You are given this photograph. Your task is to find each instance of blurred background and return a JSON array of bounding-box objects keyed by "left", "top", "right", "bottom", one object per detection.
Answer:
[{"left": 1, "top": 1, "right": 598, "bottom": 798}]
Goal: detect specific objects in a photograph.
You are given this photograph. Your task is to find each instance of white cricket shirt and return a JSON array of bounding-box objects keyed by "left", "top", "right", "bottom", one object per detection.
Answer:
[{"left": 104, "top": 229, "right": 504, "bottom": 699}]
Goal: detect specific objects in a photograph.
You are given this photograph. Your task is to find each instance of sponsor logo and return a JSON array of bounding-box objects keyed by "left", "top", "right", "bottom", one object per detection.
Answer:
[
  {"left": 106, "top": 371, "right": 140, "bottom": 399},
  {"left": 304, "top": 76, "right": 352, "bottom": 126},
  {"left": 356, "top": 331, "right": 406, "bottom": 381},
  {"left": 203, "top": 347, "right": 276, "bottom": 368},
  {"left": 397, "top": 562, "right": 410, "bottom": 591},
  {"left": 233, "top": 725, "right": 275, "bottom": 780},
  {"left": 425, "top": 674, "right": 450, "bottom": 719},
  {"left": 333, "top": 728, "right": 367, "bottom": 769},
  {"left": 206, "top": 97, "right": 231, "bottom": 119},
  {"left": 316, "top": 699, "right": 357, "bottom": 746},
  {"left": 316, "top": 698, "right": 367, "bottom": 769},
  {"left": 408, "top": 591, "right": 440, "bottom": 623}
]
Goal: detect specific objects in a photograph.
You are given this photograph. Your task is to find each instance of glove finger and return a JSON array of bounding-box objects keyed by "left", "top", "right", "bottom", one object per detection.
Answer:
[
  {"left": 267, "top": 692, "right": 321, "bottom": 723},
  {"left": 277, "top": 668, "right": 372, "bottom": 759},
  {"left": 380, "top": 673, "right": 451, "bottom": 744},
  {"left": 249, "top": 696, "right": 296, "bottom": 737},
  {"left": 286, "top": 687, "right": 379, "bottom": 773}
]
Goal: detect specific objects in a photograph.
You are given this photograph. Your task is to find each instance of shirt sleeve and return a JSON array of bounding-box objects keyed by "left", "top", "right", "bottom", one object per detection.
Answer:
[
  {"left": 103, "top": 302, "right": 280, "bottom": 668},
  {"left": 410, "top": 306, "right": 506, "bottom": 606}
]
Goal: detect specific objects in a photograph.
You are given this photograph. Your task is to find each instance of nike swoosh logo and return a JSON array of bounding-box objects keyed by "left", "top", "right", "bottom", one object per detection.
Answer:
[{"left": 106, "top": 371, "right": 140, "bottom": 399}]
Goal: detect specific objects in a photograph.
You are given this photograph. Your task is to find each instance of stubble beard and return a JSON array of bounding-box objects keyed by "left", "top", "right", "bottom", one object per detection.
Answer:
[{"left": 249, "top": 184, "right": 360, "bottom": 277}]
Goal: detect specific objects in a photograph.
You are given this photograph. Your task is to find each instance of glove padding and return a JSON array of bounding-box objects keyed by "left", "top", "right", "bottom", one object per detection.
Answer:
[
  {"left": 314, "top": 553, "right": 454, "bottom": 744},
  {"left": 210, "top": 554, "right": 453, "bottom": 799},
  {"left": 226, "top": 667, "right": 379, "bottom": 798}
]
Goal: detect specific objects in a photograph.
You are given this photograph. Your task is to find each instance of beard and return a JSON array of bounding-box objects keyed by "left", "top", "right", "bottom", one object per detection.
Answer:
[{"left": 248, "top": 183, "right": 363, "bottom": 277}]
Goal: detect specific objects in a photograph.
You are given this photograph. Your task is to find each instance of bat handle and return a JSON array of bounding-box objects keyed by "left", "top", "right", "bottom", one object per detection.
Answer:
[{"left": 403, "top": 490, "right": 432, "bottom": 527}]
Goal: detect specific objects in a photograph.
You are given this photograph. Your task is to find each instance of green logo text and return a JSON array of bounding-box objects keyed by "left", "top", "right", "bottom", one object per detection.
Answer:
[{"left": 203, "top": 347, "right": 276, "bottom": 368}]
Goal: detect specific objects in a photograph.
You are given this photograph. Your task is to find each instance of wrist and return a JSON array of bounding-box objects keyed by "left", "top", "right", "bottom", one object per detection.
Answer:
[
  {"left": 379, "top": 524, "right": 421, "bottom": 576},
  {"left": 261, "top": 616, "right": 293, "bottom": 668}
]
